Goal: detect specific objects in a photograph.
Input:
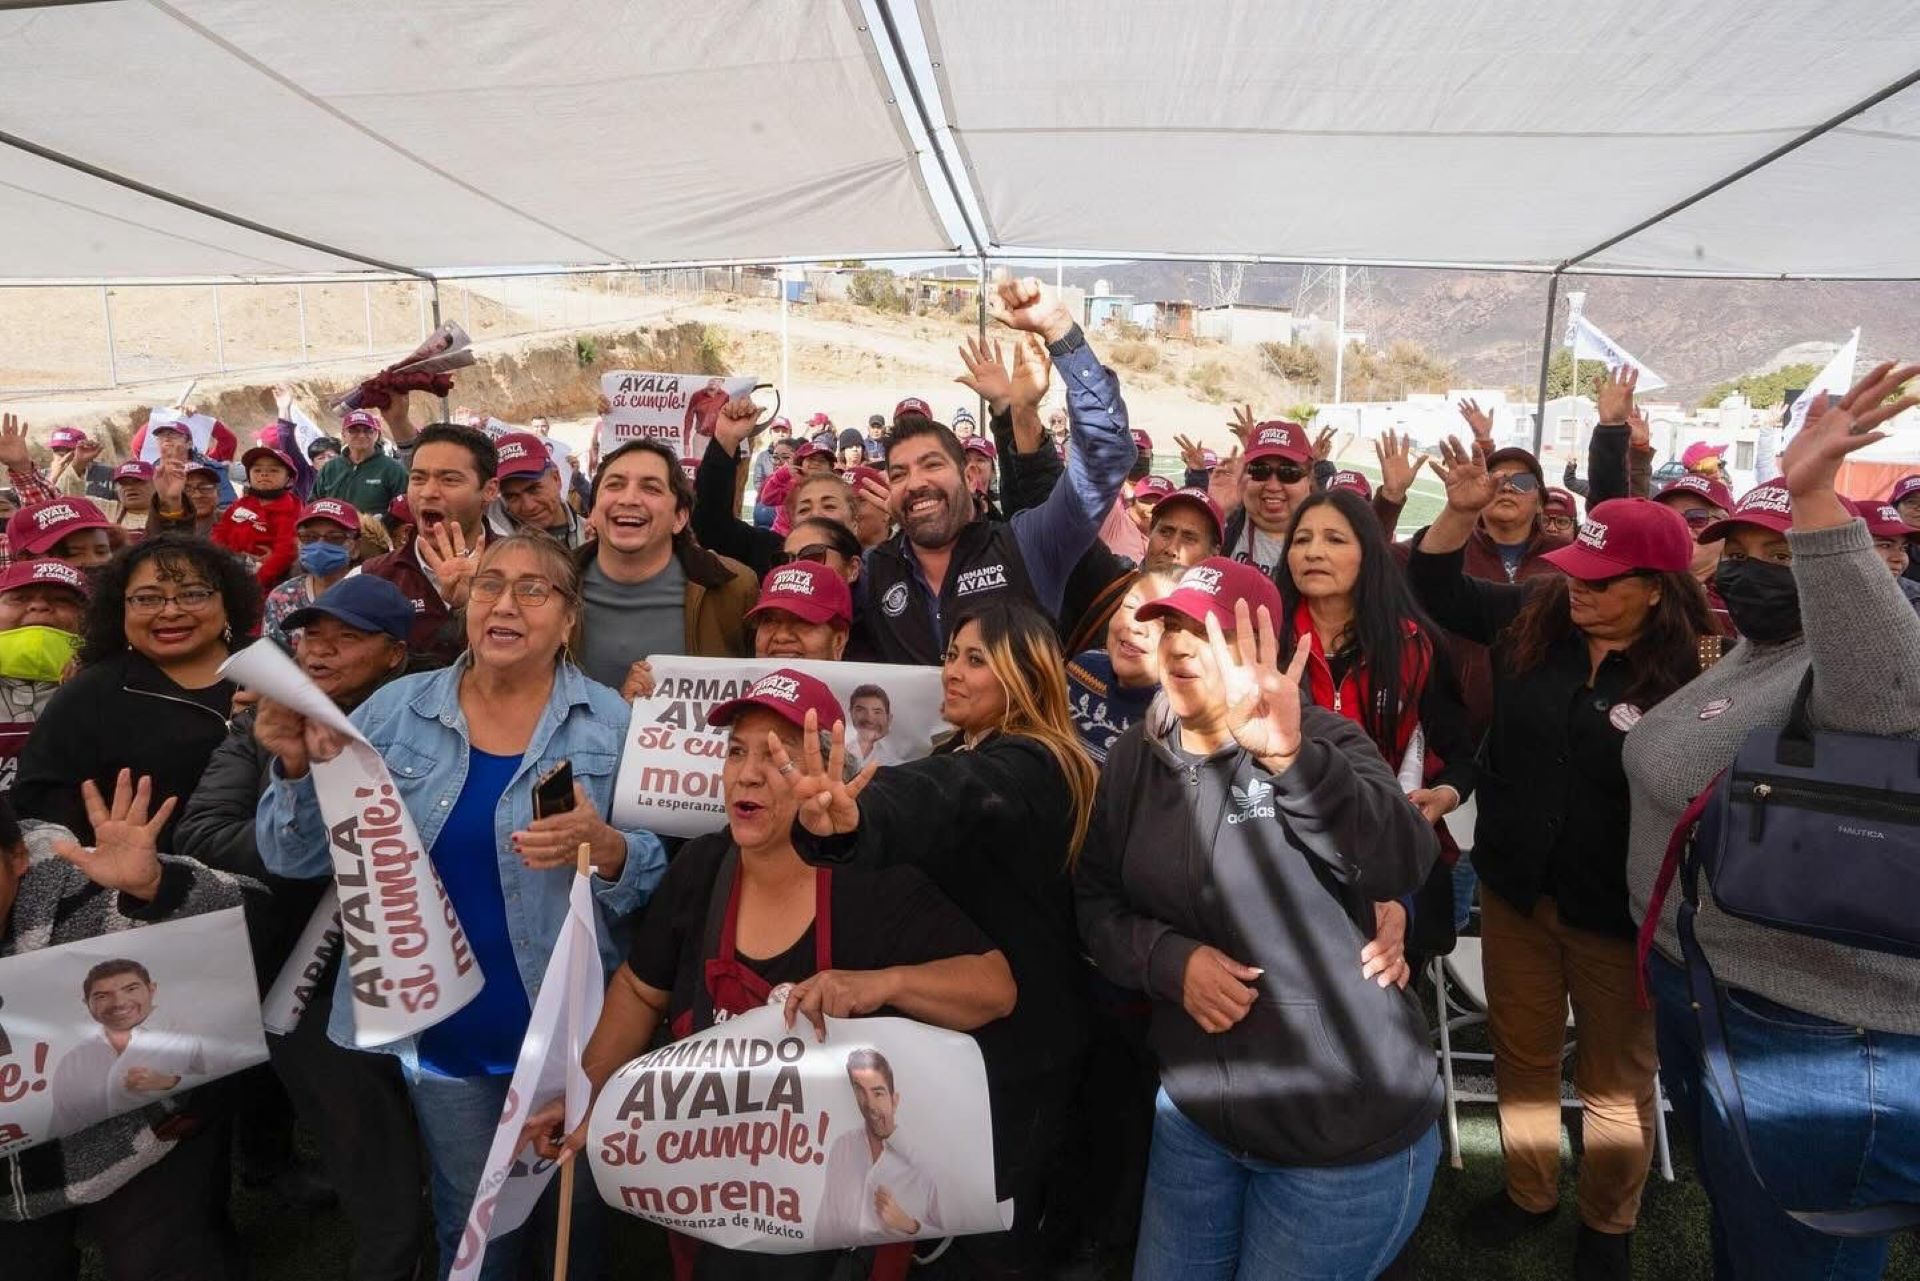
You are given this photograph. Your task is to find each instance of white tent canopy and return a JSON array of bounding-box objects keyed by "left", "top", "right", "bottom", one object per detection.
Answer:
[{"left": 1, "top": 0, "right": 1917, "bottom": 281}]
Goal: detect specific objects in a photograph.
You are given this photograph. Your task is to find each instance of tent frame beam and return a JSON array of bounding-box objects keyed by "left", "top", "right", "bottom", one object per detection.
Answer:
[{"left": 871, "top": 0, "right": 984, "bottom": 257}]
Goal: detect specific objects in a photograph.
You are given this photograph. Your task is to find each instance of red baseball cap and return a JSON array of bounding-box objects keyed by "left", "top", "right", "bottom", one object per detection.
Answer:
[
  {"left": 1200, "top": 447, "right": 1220, "bottom": 468},
  {"left": 1132, "top": 475, "right": 1175, "bottom": 503},
  {"left": 298, "top": 497, "right": 360, "bottom": 532},
  {"left": 7, "top": 498, "right": 112, "bottom": 556},
  {"left": 747, "top": 561, "right": 854, "bottom": 627},
  {"left": 1243, "top": 421, "right": 1312, "bottom": 466},
  {"left": 707, "top": 666, "right": 847, "bottom": 732},
  {"left": 1136, "top": 557, "right": 1282, "bottom": 630},
  {"left": 1697, "top": 483, "right": 1793, "bottom": 543},
  {"left": 341, "top": 409, "right": 381, "bottom": 434},
  {"left": 807, "top": 412, "right": 832, "bottom": 428},
  {"left": 1655, "top": 473, "right": 1736, "bottom": 515},
  {"left": 240, "top": 445, "right": 296, "bottom": 474},
  {"left": 0, "top": 558, "right": 89, "bottom": 599},
  {"left": 1890, "top": 474, "right": 1920, "bottom": 506},
  {"left": 1543, "top": 487, "right": 1578, "bottom": 518},
  {"left": 112, "top": 460, "right": 154, "bottom": 485},
  {"left": 1327, "top": 470, "right": 1373, "bottom": 500},
  {"left": 963, "top": 437, "right": 998, "bottom": 461},
  {"left": 48, "top": 427, "right": 88, "bottom": 451},
  {"left": 1130, "top": 429, "right": 1154, "bottom": 456},
  {"left": 1848, "top": 497, "right": 1911, "bottom": 540},
  {"left": 1152, "top": 487, "right": 1227, "bottom": 543},
  {"left": 148, "top": 418, "right": 190, "bottom": 438},
  {"left": 845, "top": 464, "right": 886, "bottom": 491},
  {"left": 792, "top": 441, "right": 833, "bottom": 463},
  {"left": 492, "top": 432, "right": 552, "bottom": 480},
  {"left": 892, "top": 397, "right": 933, "bottom": 423},
  {"left": 386, "top": 494, "right": 414, "bottom": 524},
  {"left": 1543, "top": 498, "right": 1693, "bottom": 579}
]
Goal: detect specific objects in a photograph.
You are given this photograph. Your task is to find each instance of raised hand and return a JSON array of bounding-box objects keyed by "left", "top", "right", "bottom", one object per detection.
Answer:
[
  {"left": 1207, "top": 446, "right": 1242, "bottom": 513},
  {"left": 1597, "top": 365, "right": 1638, "bottom": 425},
  {"left": 1008, "top": 333, "right": 1052, "bottom": 409},
  {"left": 1174, "top": 433, "right": 1208, "bottom": 472},
  {"left": 1781, "top": 360, "right": 1920, "bottom": 501},
  {"left": 51, "top": 771, "right": 177, "bottom": 903},
  {"left": 955, "top": 336, "right": 1015, "bottom": 415},
  {"left": 1228, "top": 404, "right": 1258, "bottom": 445},
  {"left": 1430, "top": 435, "right": 1498, "bottom": 514},
  {"left": 1626, "top": 405, "right": 1652, "bottom": 453},
  {"left": 1311, "top": 426, "right": 1337, "bottom": 463},
  {"left": 1373, "top": 429, "right": 1428, "bottom": 503},
  {"left": 985, "top": 269, "right": 1075, "bottom": 344},
  {"left": 0, "top": 413, "right": 31, "bottom": 473},
  {"left": 273, "top": 383, "right": 296, "bottom": 421},
  {"left": 416, "top": 519, "right": 477, "bottom": 608},
  {"left": 1456, "top": 399, "right": 1494, "bottom": 445},
  {"left": 765, "top": 708, "right": 878, "bottom": 837},
  {"left": 1205, "top": 599, "right": 1313, "bottom": 769},
  {"left": 711, "top": 395, "right": 762, "bottom": 455},
  {"left": 1181, "top": 945, "right": 1261, "bottom": 1033},
  {"left": 73, "top": 434, "right": 102, "bottom": 467},
  {"left": 152, "top": 458, "right": 186, "bottom": 511},
  {"left": 1360, "top": 902, "right": 1412, "bottom": 990}
]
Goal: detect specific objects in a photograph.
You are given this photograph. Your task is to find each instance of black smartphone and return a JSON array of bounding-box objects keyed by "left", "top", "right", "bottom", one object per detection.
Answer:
[{"left": 533, "top": 760, "right": 575, "bottom": 820}]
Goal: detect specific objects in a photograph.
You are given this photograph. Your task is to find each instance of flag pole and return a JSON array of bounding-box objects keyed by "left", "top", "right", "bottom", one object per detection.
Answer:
[{"left": 551, "top": 840, "right": 593, "bottom": 1279}]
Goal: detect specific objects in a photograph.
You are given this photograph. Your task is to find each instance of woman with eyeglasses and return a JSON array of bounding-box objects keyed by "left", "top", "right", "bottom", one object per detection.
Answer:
[
  {"left": 261, "top": 498, "right": 365, "bottom": 648},
  {"left": 1412, "top": 442, "right": 1712, "bottom": 1281},
  {"left": 254, "top": 530, "right": 667, "bottom": 1281},
  {"left": 1650, "top": 473, "right": 1736, "bottom": 637},
  {"left": 14, "top": 535, "right": 261, "bottom": 854}
]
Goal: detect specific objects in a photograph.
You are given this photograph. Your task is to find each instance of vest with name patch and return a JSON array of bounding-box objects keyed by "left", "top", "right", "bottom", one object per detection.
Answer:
[{"left": 858, "top": 519, "right": 1040, "bottom": 665}]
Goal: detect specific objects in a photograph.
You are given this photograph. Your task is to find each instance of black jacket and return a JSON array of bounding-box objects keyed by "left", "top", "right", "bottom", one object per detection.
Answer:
[
  {"left": 12, "top": 651, "right": 233, "bottom": 851},
  {"left": 1075, "top": 706, "right": 1441, "bottom": 1167},
  {"left": 692, "top": 438, "right": 781, "bottom": 580},
  {"left": 1407, "top": 545, "right": 1643, "bottom": 937},
  {"left": 857, "top": 520, "right": 1041, "bottom": 666}
]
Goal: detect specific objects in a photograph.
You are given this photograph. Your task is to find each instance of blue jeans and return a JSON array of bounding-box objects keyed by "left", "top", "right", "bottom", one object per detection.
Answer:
[
  {"left": 406, "top": 1069, "right": 606, "bottom": 1281},
  {"left": 1648, "top": 952, "right": 1920, "bottom": 1280},
  {"left": 1450, "top": 853, "right": 1478, "bottom": 932},
  {"left": 1132, "top": 1088, "right": 1438, "bottom": 1281}
]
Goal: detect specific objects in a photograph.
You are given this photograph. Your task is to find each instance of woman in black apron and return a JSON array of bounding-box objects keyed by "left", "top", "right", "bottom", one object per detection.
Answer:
[{"left": 525, "top": 668, "right": 1014, "bottom": 1281}]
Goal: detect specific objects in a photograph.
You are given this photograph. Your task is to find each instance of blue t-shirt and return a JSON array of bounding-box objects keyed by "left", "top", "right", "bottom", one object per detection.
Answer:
[
  {"left": 1066, "top": 649, "right": 1159, "bottom": 764},
  {"left": 1494, "top": 540, "right": 1529, "bottom": 580},
  {"left": 417, "top": 746, "right": 534, "bottom": 1078}
]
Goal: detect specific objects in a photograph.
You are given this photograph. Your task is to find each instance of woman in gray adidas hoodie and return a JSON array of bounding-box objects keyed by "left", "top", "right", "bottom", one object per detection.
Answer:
[{"left": 1624, "top": 362, "right": 1920, "bottom": 1281}]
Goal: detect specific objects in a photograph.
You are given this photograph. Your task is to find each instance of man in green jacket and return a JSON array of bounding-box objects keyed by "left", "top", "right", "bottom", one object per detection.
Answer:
[{"left": 311, "top": 409, "right": 407, "bottom": 514}]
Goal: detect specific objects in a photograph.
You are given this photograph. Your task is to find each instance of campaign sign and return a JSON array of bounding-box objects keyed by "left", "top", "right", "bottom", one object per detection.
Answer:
[{"left": 599, "top": 372, "right": 758, "bottom": 478}]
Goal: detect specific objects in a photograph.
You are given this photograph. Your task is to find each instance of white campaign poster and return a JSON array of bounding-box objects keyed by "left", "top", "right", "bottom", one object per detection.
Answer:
[
  {"left": 609, "top": 657, "right": 949, "bottom": 836},
  {"left": 139, "top": 407, "right": 220, "bottom": 460},
  {"left": 0, "top": 907, "right": 266, "bottom": 1156},
  {"left": 260, "top": 889, "right": 343, "bottom": 1037},
  {"left": 223, "top": 641, "right": 484, "bottom": 1047},
  {"left": 587, "top": 1005, "right": 1007, "bottom": 1253},
  {"left": 598, "top": 371, "right": 757, "bottom": 479}
]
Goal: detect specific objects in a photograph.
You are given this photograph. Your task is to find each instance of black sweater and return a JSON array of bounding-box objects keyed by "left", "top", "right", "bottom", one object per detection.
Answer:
[{"left": 1075, "top": 707, "right": 1441, "bottom": 1167}]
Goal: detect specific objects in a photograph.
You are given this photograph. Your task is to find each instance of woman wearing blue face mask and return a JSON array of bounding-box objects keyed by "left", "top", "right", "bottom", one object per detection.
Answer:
[{"left": 263, "top": 498, "right": 362, "bottom": 648}]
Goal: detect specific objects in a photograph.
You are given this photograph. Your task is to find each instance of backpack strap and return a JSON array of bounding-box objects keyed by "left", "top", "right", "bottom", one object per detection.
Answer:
[{"left": 1635, "top": 775, "right": 1719, "bottom": 1009}]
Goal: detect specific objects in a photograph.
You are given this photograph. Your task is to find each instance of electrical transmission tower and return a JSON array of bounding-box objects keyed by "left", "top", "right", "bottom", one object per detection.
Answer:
[{"left": 1207, "top": 261, "right": 1247, "bottom": 308}]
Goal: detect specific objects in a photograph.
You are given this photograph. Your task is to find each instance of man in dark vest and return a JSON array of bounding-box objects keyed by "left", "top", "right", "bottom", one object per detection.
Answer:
[{"left": 859, "top": 273, "right": 1134, "bottom": 665}]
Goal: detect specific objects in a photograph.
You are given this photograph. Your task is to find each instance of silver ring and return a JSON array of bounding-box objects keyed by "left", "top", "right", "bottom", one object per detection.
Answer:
[{"left": 779, "top": 762, "right": 797, "bottom": 775}]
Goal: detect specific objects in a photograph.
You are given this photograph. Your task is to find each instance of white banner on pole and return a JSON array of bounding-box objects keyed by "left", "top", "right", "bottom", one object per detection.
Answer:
[
  {"left": 223, "top": 641, "right": 483, "bottom": 1047},
  {"left": 610, "top": 657, "right": 949, "bottom": 836},
  {"left": 1569, "top": 313, "right": 1668, "bottom": 391},
  {"left": 1782, "top": 329, "right": 1861, "bottom": 445},
  {"left": 261, "top": 889, "right": 343, "bottom": 1037},
  {"left": 587, "top": 1005, "right": 1010, "bottom": 1253},
  {"left": 0, "top": 908, "right": 266, "bottom": 1155},
  {"left": 598, "top": 372, "right": 758, "bottom": 479}
]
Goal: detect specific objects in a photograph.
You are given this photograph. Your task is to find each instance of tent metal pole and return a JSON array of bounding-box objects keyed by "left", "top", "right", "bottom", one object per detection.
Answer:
[
  {"left": 99, "top": 285, "right": 116, "bottom": 388},
  {"left": 871, "top": 0, "right": 985, "bottom": 256},
  {"left": 1532, "top": 272, "right": 1562, "bottom": 455},
  {"left": 428, "top": 279, "right": 448, "bottom": 421}
]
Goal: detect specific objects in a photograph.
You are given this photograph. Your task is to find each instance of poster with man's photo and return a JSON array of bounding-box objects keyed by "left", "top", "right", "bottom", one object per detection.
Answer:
[
  {"left": 587, "top": 1004, "right": 1008, "bottom": 1253},
  {"left": 609, "top": 657, "right": 949, "bottom": 836},
  {"left": 0, "top": 907, "right": 266, "bottom": 1156},
  {"left": 598, "top": 371, "right": 758, "bottom": 479}
]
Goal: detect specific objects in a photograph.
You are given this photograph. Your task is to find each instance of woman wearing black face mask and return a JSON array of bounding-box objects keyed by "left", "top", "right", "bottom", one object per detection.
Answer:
[{"left": 1623, "top": 361, "right": 1920, "bottom": 1281}]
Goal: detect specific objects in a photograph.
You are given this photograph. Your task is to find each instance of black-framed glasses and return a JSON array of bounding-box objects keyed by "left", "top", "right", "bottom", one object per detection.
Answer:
[
  {"left": 296, "top": 530, "right": 356, "bottom": 546},
  {"left": 126, "top": 586, "right": 219, "bottom": 614},
  {"left": 1496, "top": 472, "right": 1541, "bottom": 494},
  {"left": 1245, "top": 461, "right": 1307, "bottom": 484},
  {"left": 469, "top": 574, "right": 568, "bottom": 605},
  {"left": 771, "top": 544, "right": 834, "bottom": 568}
]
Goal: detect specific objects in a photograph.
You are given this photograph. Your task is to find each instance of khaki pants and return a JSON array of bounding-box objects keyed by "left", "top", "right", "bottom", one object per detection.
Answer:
[{"left": 1480, "top": 889, "right": 1656, "bottom": 1234}]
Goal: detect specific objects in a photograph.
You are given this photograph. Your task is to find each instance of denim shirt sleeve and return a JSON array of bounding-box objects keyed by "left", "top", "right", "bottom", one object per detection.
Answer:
[
  {"left": 255, "top": 764, "right": 331, "bottom": 879},
  {"left": 1009, "top": 325, "right": 1135, "bottom": 612},
  {"left": 590, "top": 819, "right": 667, "bottom": 917}
]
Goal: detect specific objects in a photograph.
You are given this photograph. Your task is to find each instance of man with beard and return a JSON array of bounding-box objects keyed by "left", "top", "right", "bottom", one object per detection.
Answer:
[{"left": 860, "top": 274, "right": 1133, "bottom": 666}]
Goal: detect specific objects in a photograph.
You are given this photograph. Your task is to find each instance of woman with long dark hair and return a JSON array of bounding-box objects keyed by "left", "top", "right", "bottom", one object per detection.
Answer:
[
  {"left": 1278, "top": 487, "right": 1475, "bottom": 979},
  {"left": 778, "top": 597, "right": 1096, "bottom": 1279},
  {"left": 1412, "top": 440, "right": 1712, "bottom": 1281}
]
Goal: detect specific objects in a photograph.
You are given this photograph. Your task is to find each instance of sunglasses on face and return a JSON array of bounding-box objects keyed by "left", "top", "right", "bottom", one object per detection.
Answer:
[
  {"left": 1245, "top": 461, "right": 1307, "bottom": 485},
  {"left": 771, "top": 544, "right": 834, "bottom": 568},
  {"left": 1494, "top": 471, "right": 1540, "bottom": 494},
  {"left": 1679, "top": 508, "right": 1717, "bottom": 530},
  {"left": 1572, "top": 569, "right": 1652, "bottom": 592}
]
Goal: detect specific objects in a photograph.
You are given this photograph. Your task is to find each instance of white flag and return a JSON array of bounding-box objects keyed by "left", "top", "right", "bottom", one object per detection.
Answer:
[
  {"left": 1570, "top": 313, "right": 1668, "bottom": 391},
  {"left": 1782, "top": 329, "right": 1861, "bottom": 443},
  {"left": 449, "top": 869, "right": 604, "bottom": 1280}
]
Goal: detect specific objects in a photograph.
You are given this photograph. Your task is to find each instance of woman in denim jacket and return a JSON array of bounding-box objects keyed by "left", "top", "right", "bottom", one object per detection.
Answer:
[{"left": 253, "top": 531, "right": 667, "bottom": 1280}]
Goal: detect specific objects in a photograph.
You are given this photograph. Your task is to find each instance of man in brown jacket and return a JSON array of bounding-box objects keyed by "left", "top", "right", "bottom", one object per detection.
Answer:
[{"left": 573, "top": 439, "right": 756, "bottom": 693}]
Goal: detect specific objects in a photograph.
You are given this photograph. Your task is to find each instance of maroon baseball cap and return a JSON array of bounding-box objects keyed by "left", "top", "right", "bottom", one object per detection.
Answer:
[
  {"left": 1132, "top": 475, "right": 1175, "bottom": 504},
  {"left": 1543, "top": 487, "right": 1578, "bottom": 518},
  {"left": 1130, "top": 429, "right": 1154, "bottom": 456},
  {"left": 341, "top": 409, "right": 381, "bottom": 434},
  {"left": 493, "top": 432, "right": 552, "bottom": 480},
  {"left": 1847, "top": 497, "right": 1911, "bottom": 540},
  {"left": 1200, "top": 447, "right": 1220, "bottom": 468},
  {"left": 1655, "top": 472, "right": 1736, "bottom": 515},
  {"left": 298, "top": 497, "right": 359, "bottom": 532},
  {"left": 1137, "top": 557, "right": 1282, "bottom": 630},
  {"left": 845, "top": 464, "right": 886, "bottom": 491},
  {"left": 807, "top": 412, "right": 832, "bottom": 428},
  {"left": 1152, "top": 487, "right": 1227, "bottom": 543},
  {"left": 1890, "top": 474, "right": 1920, "bottom": 506},
  {"left": 1697, "top": 483, "right": 1794, "bottom": 543},
  {"left": 0, "top": 558, "right": 89, "bottom": 600},
  {"left": 47, "top": 427, "right": 87, "bottom": 450},
  {"left": 184, "top": 458, "right": 221, "bottom": 481},
  {"left": 1327, "top": 470, "right": 1373, "bottom": 500},
  {"left": 893, "top": 397, "right": 933, "bottom": 423},
  {"left": 792, "top": 440, "right": 833, "bottom": 463},
  {"left": 963, "top": 437, "right": 998, "bottom": 461},
  {"left": 112, "top": 460, "right": 154, "bottom": 485},
  {"left": 1543, "top": 498, "right": 1693, "bottom": 580},
  {"left": 386, "top": 494, "right": 414, "bottom": 524},
  {"left": 707, "top": 667, "right": 847, "bottom": 732},
  {"left": 148, "top": 418, "right": 190, "bottom": 438},
  {"left": 747, "top": 561, "right": 854, "bottom": 627},
  {"left": 1243, "top": 421, "right": 1312, "bottom": 466},
  {"left": 7, "top": 498, "right": 112, "bottom": 556},
  {"left": 241, "top": 445, "right": 296, "bottom": 474}
]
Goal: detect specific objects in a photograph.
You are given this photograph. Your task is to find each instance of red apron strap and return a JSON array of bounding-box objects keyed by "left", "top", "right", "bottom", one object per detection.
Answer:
[
  {"left": 813, "top": 867, "right": 834, "bottom": 972},
  {"left": 1636, "top": 776, "right": 1720, "bottom": 1008}
]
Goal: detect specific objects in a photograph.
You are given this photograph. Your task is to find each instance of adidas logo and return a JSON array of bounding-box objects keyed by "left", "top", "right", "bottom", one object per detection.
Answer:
[{"left": 1227, "top": 778, "right": 1275, "bottom": 825}]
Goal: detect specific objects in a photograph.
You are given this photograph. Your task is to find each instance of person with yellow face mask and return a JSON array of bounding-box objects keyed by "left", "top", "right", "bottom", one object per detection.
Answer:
[{"left": 0, "top": 559, "right": 87, "bottom": 789}]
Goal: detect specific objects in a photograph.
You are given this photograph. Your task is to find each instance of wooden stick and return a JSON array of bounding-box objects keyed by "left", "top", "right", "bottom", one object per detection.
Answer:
[
  {"left": 575, "top": 840, "right": 592, "bottom": 877},
  {"left": 553, "top": 839, "right": 592, "bottom": 1278}
]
